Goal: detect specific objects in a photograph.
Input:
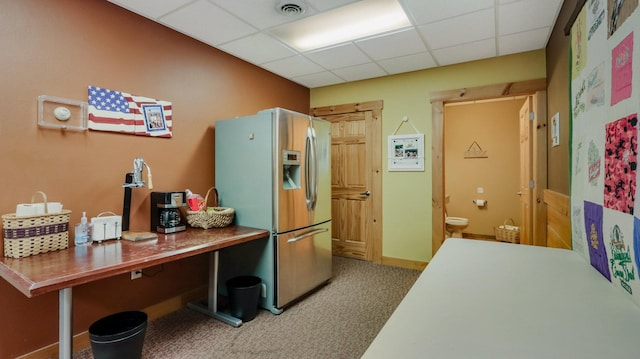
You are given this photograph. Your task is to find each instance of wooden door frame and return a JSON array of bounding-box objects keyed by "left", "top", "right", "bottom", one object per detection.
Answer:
[
  {"left": 311, "top": 100, "right": 383, "bottom": 263},
  {"left": 431, "top": 79, "right": 547, "bottom": 255}
]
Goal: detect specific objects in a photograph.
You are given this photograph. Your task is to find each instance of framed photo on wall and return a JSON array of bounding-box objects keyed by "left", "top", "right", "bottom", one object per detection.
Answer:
[
  {"left": 388, "top": 134, "right": 424, "bottom": 171},
  {"left": 142, "top": 104, "right": 167, "bottom": 132}
]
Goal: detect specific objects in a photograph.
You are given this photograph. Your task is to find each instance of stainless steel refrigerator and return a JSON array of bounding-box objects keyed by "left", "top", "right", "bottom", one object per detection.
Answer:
[{"left": 215, "top": 108, "right": 332, "bottom": 313}]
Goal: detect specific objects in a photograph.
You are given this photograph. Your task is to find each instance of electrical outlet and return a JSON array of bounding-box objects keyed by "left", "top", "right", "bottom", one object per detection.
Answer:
[{"left": 131, "top": 270, "right": 142, "bottom": 280}]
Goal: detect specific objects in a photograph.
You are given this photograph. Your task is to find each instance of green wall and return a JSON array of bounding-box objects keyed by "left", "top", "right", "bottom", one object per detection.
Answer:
[{"left": 311, "top": 50, "right": 546, "bottom": 262}]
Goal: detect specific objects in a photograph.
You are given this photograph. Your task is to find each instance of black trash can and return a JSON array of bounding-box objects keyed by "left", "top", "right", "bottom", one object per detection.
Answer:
[
  {"left": 226, "top": 275, "right": 262, "bottom": 322},
  {"left": 89, "top": 310, "right": 147, "bottom": 359}
]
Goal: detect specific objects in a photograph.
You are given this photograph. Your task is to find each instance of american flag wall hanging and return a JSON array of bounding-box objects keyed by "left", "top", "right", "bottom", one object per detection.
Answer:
[{"left": 87, "top": 86, "right": 172, "bottom": 138}]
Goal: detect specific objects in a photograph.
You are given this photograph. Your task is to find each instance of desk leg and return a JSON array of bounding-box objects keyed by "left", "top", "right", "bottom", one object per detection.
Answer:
[
  {"left": 59, "top": 287, "right": 72, "bottom": 359},
  {"left": 187, "top": 251, "right": 243, "bottom": 327}
]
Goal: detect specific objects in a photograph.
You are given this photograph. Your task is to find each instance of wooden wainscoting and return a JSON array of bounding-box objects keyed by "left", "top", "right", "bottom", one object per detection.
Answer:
[{"left": 543, "top": 189, "right": 571, "bottom": 250}]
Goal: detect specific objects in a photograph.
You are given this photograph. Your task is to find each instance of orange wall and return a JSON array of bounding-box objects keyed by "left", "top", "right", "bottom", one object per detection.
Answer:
[
  {"left": 444, "top": 99, "right": 525, "bottom": 236},
  {"left": 0, "top": 0, "right": 309, "bottom": 357}
]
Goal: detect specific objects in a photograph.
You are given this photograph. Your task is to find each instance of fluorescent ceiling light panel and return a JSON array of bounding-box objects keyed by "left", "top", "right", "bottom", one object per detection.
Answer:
[{"left": 271, "top": 0, "right": 411, "bottom": 52}]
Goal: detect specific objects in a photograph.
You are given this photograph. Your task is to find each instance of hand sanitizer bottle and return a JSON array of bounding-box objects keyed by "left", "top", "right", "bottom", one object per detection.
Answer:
[{"left": 74, "top": 212, "right": 91, "bottom": 246}]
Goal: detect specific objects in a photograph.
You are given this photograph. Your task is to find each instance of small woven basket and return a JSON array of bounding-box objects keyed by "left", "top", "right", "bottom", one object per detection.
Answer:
[
  {"left": 186, "top": 187, "right": 234, "bottom": 229},
  {"left": 494, "top": 218, "right": 520, "bottom": 244},
  {"left": 2, "top": 191, "right": 71, "bottom": 258}
]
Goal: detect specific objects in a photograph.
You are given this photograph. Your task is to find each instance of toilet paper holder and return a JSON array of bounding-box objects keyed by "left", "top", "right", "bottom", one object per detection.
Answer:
[{"left": 473, "top": 199, "right": 487, "bottom": 206}]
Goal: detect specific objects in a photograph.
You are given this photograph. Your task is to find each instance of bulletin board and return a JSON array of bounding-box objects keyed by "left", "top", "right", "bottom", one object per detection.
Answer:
[
  {"left": 388, "top": 134, "right": 424, "bottom": 171},
  {"left": 570, "top": 0, "right": 640, "bottom": 307}
]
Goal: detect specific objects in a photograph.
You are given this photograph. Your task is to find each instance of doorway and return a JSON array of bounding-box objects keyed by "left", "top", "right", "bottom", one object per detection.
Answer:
[
  {"left": 431, "top": 79, "right": 547, "bottom": 255},
  {"left": 443, "top": 97, "right": 525, "bottom": 240}
]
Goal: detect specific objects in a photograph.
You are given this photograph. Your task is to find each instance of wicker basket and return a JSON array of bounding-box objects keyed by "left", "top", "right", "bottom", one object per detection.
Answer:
[
  {"left": 185, "top": 187, "right": 234, "bottom": 229},
  {"left": 2, "top": 191, "right": 71, "bottom": 258},
  {"left": 494, "top": 218, "right": 520, "bottom": 244}
]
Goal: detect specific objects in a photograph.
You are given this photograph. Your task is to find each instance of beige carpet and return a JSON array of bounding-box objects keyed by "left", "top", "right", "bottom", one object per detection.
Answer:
[{"left": 74, "top": 256, "right": 421, "bottom": 359}]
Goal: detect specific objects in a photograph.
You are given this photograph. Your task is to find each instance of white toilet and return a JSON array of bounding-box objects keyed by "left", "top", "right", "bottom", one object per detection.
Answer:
[{"left": 445, "top": 216, "right": 469, "bottom": 238}]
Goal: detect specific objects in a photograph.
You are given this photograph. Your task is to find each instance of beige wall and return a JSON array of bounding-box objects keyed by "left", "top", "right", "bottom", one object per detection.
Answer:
[
  {"left": 444, "top": 99, "right": 525, "bottom": 236},
  {"left": 311, "top": 51, "right": 546, "bottom": 262},
  {"left": 0, "top": 1, "right": 309, "bottom": 357}
]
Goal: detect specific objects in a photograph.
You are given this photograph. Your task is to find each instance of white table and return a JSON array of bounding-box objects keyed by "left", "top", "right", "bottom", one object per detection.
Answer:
[{"left": 362, "top": 238, "right": 640, "bottom": 358}]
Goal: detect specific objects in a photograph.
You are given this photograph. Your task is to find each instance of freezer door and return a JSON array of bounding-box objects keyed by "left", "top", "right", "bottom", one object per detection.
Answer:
[
  {"left": 274, "top": 109, "right": 331, "bottom": 232},
  {"left": 276, "top": 221, "right": 332, "bottom": 308}
]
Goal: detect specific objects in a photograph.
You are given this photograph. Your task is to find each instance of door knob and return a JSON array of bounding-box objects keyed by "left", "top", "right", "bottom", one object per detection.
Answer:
[
  {"left": 360, "top": 190, "right": 371, "bottom": 196},
  {"left": 516, "top": 192, "right": 522, "bottom": 196}
]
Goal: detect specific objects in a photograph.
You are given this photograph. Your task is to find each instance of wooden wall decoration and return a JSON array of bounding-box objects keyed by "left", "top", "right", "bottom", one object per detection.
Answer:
[{"left": 463, "top": 141, "right": 487, "bottom": 158}]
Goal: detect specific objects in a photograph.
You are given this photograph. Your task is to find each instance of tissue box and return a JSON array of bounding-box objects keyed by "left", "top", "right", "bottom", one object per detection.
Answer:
[{"left": 91, "top": 215, "right": 122, "bottom": 243}]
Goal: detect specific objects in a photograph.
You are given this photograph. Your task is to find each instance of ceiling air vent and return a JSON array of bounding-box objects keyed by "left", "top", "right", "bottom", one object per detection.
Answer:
[{"left": 277, "top": 1, "right": 306, "bottom": 17}]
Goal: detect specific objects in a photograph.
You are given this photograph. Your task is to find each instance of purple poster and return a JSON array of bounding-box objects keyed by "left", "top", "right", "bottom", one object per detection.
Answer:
[
  {"left": 584, "top": 201, "right": 611, "bottom": 280},
  {"left": 604, "top": 114, "right": 638, "bottom": 214},
  {"left": 611, "top": 32, "right": 633, "bottom": 105}
]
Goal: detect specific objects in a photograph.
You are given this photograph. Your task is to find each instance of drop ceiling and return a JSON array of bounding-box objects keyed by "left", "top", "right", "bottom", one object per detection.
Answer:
[{"left": 107, "top": 0, "right": 564, "bottom": 88}]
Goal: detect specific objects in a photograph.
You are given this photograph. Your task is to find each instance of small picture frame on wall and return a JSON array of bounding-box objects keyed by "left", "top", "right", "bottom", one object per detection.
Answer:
[
  {"left": 551, "top": 112, "right": 560, "bottom": 147},
  {"left": 388, "top": 134, "right": 424, "bottom": 171},
  {"left": 142, "top": 104, "right": 167, "bottom": 132}
]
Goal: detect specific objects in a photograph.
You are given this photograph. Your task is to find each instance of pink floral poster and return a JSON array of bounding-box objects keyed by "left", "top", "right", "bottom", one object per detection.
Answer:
[
  {"left": 604, "top": 114, "right": 638, "bottom": 214},
  {"left": 610, "top": 32, "right": 633, "bottom": 106}
]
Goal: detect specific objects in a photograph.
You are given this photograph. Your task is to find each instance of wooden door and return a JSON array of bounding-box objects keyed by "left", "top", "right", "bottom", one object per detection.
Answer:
[
  {"left": 519, "top": 97, "right": 533, "bottom": 245},
  {"left": 311, "top": 101, "right": 382, "bottom": 263}
]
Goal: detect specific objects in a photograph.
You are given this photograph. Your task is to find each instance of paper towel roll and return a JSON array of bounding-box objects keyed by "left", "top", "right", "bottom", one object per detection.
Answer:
[
  {"left": 475, "top": 199, "right": 486, "bottom": 207},
  {"left": 15, "top": 202, "right": 63, "bottom": 216}
]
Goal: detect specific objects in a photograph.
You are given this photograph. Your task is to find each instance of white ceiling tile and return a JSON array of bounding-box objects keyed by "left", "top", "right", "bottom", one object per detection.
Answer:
[
  {"left": 304, "top": 44, "right": 371, "bottom": 70},
  {"left": 499, "top": 0, "right": 563, "bottom": 35},
  {"left": 292, "top": 71, "right": 347, "bottom": 88},
  {"left": 356, "top": 29, "right": 427, "bottom": 61},
  {"left": 209, "top": 0, "right": 318, "bottom": 30},
  {"left": 419, "top": 9, "right": 494, "bottom": 50},
  {"left": 108, "top": 0, "right": 564, "bottom": 87},
  {"left": 332, "top": 62, "right": 387, "bottom": 82},
  {"left": 377, "top": 52, "right": 437, "bottom": 74},
  {"left": 432, "top": 38, "right": 496, "bottom": 66},
  {"left": 499, "top": 27, "right": 551, "bottom": 56},
  {"left": 159, "top": 0, "right": 256, "bottom": 46},
  {"left": 306, "top": 0, "right": 360, "bottom": 12},
  {"left": 107, "top": 0, "right": 192, "bottom": 19},
  {"left": 262, "top": 55, "right": 326, "bottom": 78},
  {"left": 219, "top": 34, "right": 296, "bottom": 64},
  {"left": 402, "top": 0, "right": 494, "bottom": 25}
]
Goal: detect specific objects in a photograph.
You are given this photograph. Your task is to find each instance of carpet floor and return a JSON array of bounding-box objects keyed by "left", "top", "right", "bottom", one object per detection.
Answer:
[{"left": 74, "top": 256, "right": 421, "bottom": 359}]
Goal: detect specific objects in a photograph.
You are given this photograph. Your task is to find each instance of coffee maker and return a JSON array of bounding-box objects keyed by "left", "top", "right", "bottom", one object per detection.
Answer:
[{"left": 150, "top": 192, "right": 187, "bottom": 233}]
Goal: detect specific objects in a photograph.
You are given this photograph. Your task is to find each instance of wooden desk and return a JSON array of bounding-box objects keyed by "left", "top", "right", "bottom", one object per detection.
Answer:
[{"left": 0, "top": 226, "right": 269, "bottom": 359}]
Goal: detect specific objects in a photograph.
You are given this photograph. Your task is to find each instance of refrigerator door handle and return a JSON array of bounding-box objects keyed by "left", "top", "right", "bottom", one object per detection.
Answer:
[
  {"left": 305, "top": 126, "right": 318, "bottom": 211},
  {"left": 287, "top": 228, "right": 329, "bottom": 243},
  {"left": 310, "top": 126, "right": 318, "bottom": 210}
]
